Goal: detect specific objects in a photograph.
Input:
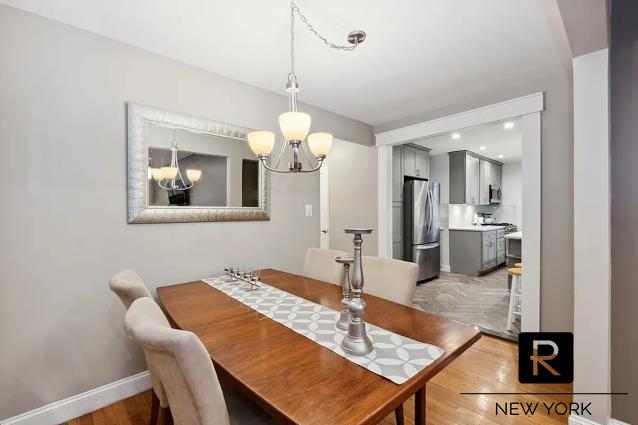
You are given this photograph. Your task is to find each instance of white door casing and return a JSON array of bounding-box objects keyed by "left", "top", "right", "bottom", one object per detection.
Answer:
[
  {"left": 375, "top": 92, "right": 543, "bottom": 332},
  {"left": 319, "top": 165, "right": 330, "bottom": 249}
]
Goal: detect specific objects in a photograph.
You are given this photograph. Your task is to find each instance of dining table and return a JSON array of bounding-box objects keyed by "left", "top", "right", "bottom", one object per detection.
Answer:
[{"left": 157, "top": 269, "right": 481, "bottom": 425}]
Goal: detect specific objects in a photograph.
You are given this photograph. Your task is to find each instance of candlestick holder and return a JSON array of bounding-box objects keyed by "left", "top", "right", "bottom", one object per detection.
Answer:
[
  {"left": 341, "top": 228, "right": 374, "bottom": 356},
  {"left": 224, "top": 267, "right": 260, "bottom": 291},
  {"left": 335, "top": 256, "right": 354, "bottom": 331}
]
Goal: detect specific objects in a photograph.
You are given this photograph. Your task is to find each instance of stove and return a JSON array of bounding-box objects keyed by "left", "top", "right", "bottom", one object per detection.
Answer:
[{"left": 481, "top": 222, "right": 518, "bottom": 234}]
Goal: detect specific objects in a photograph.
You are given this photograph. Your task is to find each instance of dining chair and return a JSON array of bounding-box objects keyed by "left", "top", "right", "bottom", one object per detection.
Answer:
[
  {"left": 360, "top": 256, "right": 419, "bottom": 425},
  {"left": 302, "top": 247, "right": 349, "bottom": 285},
  {"left": 124, "top": 297, "right": 275, "bottom": 425},
  {"left": 361, "top": 256, "right": 420, "bottom": 307},
  {"left": 109, "top": 269, "right": 168, "bottom": 425}
]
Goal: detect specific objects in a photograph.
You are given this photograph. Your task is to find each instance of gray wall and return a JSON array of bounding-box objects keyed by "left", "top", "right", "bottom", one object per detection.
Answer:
[
  {"left": 610, "top": 0, "right": 638, "bottom": 421},
  {"left": 0, "top": 5, "right": 372, "bottom": 419},
  {"left": 375, "top": 69, "right": 574, "bottom": 332}
]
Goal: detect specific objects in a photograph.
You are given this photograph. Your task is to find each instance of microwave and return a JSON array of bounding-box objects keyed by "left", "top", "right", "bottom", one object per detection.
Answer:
[{"left": 489, "top": 184, "right": 502, "bottom": 204}]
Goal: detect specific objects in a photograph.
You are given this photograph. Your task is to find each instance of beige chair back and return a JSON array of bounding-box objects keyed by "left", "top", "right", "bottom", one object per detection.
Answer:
[
  {"left": 125, "top": 298, "right": 230, "bottom": 425},
  {"left": 361, "top": 256, "right": 419, "bottom": 306},
  {"left": 109, "top": 269, "right": 167, "bottom": 408},
  {"left": 109, "top": 269, "right": 153, "bottom": 308},
  {"left": 302, "top": 248, "right": 349, "bottom": 285}
]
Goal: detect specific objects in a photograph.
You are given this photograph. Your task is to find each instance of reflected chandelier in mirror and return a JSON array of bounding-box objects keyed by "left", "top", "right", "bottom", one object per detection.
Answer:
[{"left": 127, "top": 103, "right": 270, "bottom": 223}]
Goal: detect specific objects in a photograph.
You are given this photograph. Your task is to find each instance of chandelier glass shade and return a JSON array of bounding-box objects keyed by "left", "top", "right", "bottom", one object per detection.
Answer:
[
  {"left": 247, "top": 0, "right": 365, "bottom": 174},
  {"left": 150, "top": 133, "right": 202, "bottom": 191}
]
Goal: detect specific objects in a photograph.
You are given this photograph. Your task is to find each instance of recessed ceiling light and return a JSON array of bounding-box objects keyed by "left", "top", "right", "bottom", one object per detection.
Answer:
[
  {"left": 504, "top": 121, "right": 515, "bottom": 129},
  {"left": 498, "top": 154, "right": 504, "bottom": 158},
  {"left": 479, "top": 146, "right": 486, "bottom": 150},
  {"left": 451, "top": 132, "right": 461, "bottom": 140}
]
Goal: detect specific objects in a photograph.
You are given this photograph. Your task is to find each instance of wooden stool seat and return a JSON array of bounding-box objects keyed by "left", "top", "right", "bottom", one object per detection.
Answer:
[
  {"left": 508, "top": 267, "right": 523, "bottom": 276},
  {"left": 515, "top": 262, "right": 522, "bottom": 268}
]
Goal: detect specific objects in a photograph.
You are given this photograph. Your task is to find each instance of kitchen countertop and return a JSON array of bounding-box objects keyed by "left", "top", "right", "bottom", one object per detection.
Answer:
[
  {"left": 505, "top": 231, "right": 522, "bottom": 240},
  {"left": 448, "top": 225, "right": 506, "bottom": 232}
]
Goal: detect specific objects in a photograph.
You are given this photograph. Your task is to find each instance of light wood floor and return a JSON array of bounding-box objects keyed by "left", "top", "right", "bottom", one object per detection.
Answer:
[{"left": 67, "top": 336, "right": 571, "bottom": 425}]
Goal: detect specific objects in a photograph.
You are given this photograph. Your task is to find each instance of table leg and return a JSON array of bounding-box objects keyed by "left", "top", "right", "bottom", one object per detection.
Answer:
[
  {"left": 415, "top": 386, "right": 426, "bottom": 425},
  {"left": 394, "top": 405, "right": 404, "bottom": 425}
]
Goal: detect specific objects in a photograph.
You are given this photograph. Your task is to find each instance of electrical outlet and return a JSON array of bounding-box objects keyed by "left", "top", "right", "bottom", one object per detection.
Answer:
[{"left": 305, "top": 204, "right": 313, "bottom": 217}]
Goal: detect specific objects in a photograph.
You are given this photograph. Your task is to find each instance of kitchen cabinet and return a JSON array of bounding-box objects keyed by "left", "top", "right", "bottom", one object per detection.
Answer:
[
  {"left": 449, "top": 228, "right": 507, "bottom": 276},
  {"left": 392, "top": 146, "right": 403, "bottom": 202},
  {"left": 402, "top": 145, "right": 430, "bottom": 179},
  {"left": 450, "top": 150, "right": 502, "bottom": 205}
]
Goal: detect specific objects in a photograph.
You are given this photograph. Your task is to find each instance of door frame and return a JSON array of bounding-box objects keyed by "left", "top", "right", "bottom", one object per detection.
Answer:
[
  {"left": 319, "top": 165, "right": 330, "bottom": 249},
  {"left": 375, "top": 92, "right": 543, "bottom": 332}
]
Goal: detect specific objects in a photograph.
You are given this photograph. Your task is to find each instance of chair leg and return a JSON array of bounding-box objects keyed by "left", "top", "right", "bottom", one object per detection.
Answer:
[
  {"left": 150, "top": 392, "right": 159, "bottom": 425},
  {"left": 394, "top": 404, "right": 404, "bottom": 425},
  {"left": 162, "top": 407, "right": 173, "bottom": 425}
]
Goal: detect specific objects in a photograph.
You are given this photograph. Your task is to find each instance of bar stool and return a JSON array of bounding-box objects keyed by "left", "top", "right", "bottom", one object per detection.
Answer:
[
  {"left": 507, "top": 267, "right": 523, "bottom": 331},
  {"left": 515, "top": 262, "right": 522, "bottom": 268}
]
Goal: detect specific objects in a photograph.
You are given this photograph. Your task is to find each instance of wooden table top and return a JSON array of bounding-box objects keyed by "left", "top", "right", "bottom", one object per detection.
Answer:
[{"left": 157, "top": 269, "right": 480, "bottom": 425}]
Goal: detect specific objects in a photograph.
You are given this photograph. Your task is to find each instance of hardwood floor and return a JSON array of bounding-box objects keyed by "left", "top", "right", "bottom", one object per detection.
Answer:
[{"left": 67, "top": 336, "right": 571, "bottom": 425}]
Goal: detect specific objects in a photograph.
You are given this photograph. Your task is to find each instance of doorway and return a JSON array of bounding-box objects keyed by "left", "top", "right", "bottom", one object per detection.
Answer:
[{"left": 376, "top": 93, "right": 542, "bottom": 334}]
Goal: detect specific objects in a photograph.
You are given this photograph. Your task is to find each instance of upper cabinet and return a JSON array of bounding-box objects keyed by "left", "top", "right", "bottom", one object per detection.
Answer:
[
  {"left": 402, "top": 145, "right": 430, "bottom": 179},
  {"left": 449, "top": 151, "right": 502, "bottom": 205},
  {"left": 392, "top": 146, "right": 403, "bottom": 202}
]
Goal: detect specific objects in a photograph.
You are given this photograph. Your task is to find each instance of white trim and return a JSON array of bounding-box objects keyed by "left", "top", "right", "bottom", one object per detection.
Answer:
[
  {"left": 440, "top": 264, "right": 451, "bottom": 272},
  {"left": 609, "top": 419, "right": 631, "bottom": 425},
  {"left": 569, "top": 415, "right": 603, "bottom": 425},
  {"left": 377, "top": 144, "right": 393, "bottom": 258},
  {"left": 375, "top": 93, "right": 544, "bottom": 332},
  {"left": 520, "top": 112, "right": 541, "bottom": 331},
  {"left": 1, "top": 372, "right": 151, "bottom": 425},
  {"left": 375, "top": 92, "right": 544, "bottom": 146}
]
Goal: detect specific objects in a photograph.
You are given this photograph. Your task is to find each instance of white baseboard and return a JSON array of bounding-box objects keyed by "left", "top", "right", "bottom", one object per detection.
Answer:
[
  {"left": 569, "top": 415, "right": 602, "bottom": 425},
  {"left": 609, "top": 419, "right": 630, "bottom": 425},
  {"left": 1, "top": 371, "right": 151, "bottom": 425},
  {"left": 440, "top": 264, "right": 451, "bottom": 272}
]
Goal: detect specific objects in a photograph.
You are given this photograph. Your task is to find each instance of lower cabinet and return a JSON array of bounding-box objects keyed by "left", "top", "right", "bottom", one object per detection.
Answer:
[
  {"left": 449, "top": 229, "right": 507, "bottom": 276},
  {"left": 392, "top": 242, "right": 403, "bottom": 260}
]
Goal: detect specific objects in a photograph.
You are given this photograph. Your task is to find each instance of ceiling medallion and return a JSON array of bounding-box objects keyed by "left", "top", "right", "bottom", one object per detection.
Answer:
[{"left": 247, "top": 0, "right": 366, "bottom": 173}]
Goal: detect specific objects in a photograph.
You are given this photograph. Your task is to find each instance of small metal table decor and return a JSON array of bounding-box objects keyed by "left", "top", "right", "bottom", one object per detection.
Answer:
[
  {"left": 341, "top": 228, "right": 374, "bottom": 356},
  {"left": 224, "top": 267, "right": 260, "bottom": 291},
  {"left": 334, "top": 256, "right": 354, "bottom": 331}
]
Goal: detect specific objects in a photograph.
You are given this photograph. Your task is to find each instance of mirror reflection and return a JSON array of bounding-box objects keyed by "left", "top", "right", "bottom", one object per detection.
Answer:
[{"left": 146, "top": 123, "right": 260, "bottom": 208}]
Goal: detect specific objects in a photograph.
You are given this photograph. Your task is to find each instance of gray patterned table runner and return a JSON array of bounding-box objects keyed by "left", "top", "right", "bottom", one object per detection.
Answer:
[{"left": 204, "top": 275, "right": 444, "bottom": 384}]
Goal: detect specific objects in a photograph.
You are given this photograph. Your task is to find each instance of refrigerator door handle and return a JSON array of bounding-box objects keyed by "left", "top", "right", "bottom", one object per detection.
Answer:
[{"left": 416, "top": 242, "right": 440, "bottom": 250}]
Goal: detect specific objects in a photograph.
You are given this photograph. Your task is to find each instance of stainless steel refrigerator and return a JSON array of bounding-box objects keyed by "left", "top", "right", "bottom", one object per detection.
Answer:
[{"left": 403, "top": 180, "right": 441, "bottom": 281}]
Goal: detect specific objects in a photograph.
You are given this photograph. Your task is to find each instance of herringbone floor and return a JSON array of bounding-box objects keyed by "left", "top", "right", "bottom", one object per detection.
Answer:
[{"left": 413, "top": 267, "right": 520, "bottom": 340}]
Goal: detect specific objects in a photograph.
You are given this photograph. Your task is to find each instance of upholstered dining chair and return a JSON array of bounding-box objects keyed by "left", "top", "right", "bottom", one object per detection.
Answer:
[
  {"left": 125, "top": 297, "right": 275, "bottom": 425},
  {"left": 302, "top": 247, "right": 349, "bottom": 285},
  {"left": 109, "top": 269, "right": 168, "bottom": 425},
  {"left": 361, "top": 256, "right": 420, "bottom": 308}
]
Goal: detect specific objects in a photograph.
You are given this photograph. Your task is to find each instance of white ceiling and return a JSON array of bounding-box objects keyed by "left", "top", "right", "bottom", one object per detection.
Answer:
[
  {"left": 414, "top": 118, "right": 522, "bottom": 163},
  {"left": 0, "top": 0, "right": 571, "bottom": 126}
]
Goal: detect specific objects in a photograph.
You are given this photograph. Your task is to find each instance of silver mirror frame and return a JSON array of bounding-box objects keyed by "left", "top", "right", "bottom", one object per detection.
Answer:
[{"left": 127, "top": 103, "right": 271, "bottom": 223}]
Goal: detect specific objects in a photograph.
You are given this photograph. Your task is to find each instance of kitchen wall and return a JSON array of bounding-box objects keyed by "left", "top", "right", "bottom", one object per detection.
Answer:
[
  {"left": 610, "top": 0, "right": 638, "bottom": 421},
  {"left": 376, "top": 68, "right": 574, "bottom": 332},
  {"left": 500, "top": 162, "right": 522, "bottom": 228},
  {"left": 0, "top": 5, "right": 372, "bottom": 419},
  {"left": 325, "top": 139, "right": 378, "bottom": 256}
]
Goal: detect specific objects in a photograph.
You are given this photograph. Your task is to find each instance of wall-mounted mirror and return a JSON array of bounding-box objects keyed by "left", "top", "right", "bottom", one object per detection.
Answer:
[{"left": 127, "top": 103, "right": 270, "bottom": 223}]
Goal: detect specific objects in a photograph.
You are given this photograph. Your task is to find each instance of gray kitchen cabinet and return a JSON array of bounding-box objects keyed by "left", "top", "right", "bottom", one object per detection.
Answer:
[
  {"left": 402, "top": 145, "right": 430, "bottom": 179},
  {"left": 450, "top": 150, "right": 502, "bottom": 205},
  {"left": 392, "top": 146, "right": 403, "bottom": 202},
  {"left": 392, "top": 242, "right": 403, "bottom": 260},
  {"left": 449, "top": 229, "right": 506, "bottom": 275},
  {"left": 392, "top": 204, "right": 402, "bottom": 242}
]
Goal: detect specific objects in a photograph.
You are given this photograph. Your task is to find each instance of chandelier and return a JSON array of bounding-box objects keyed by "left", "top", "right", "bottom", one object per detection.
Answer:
[
  {"left": 150, "top": 130, "right": 202, "bottom": 191},
  {"left": 247, "top": 0, "right": 366, "bottom": 173}
]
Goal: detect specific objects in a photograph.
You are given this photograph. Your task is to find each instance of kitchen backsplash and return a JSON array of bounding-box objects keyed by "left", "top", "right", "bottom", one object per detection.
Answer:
[{"left": 445, "top": 204, "right": 518, "bottom": 227}]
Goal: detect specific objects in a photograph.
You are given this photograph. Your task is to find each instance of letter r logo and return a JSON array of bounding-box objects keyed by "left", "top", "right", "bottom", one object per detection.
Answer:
[
  {"left": 531, "top": 340, "right": 560, "bottom": 376},
  {"left": 519, "top": 333, "right": 573, "bottom": 383}
]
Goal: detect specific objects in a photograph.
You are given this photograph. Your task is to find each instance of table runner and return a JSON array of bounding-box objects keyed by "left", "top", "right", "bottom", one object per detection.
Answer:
[{"left": 204, "top": 275, "right": 444, "bottom": 384}]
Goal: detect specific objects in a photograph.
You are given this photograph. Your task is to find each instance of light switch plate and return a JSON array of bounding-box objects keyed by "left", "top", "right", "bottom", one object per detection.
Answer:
[{"left": 305, "top": 204, "right": 313, "bottom": 217}]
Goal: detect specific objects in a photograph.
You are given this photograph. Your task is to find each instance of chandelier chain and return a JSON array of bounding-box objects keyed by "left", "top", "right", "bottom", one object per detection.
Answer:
[{"left": 289, "top": 0, "right": 359, "bottom": 82}]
